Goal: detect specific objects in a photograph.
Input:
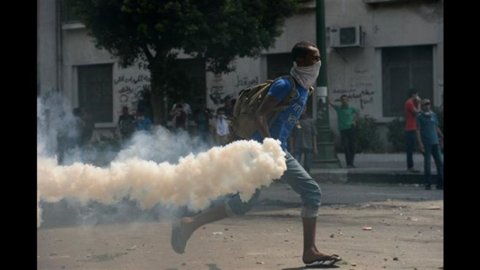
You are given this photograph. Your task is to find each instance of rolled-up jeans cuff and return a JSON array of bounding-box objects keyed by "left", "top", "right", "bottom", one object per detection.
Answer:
[
  {"left": 224, "top": 200, "right": 237, "bottom": 217},
  {"left": 301, "top": 206, "right": 319, "bottom": 218}
]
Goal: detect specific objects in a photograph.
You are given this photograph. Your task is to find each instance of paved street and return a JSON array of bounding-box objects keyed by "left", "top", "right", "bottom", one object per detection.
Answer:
[{"left": 38, "top": 182, "right": 444, "bottom": 270}]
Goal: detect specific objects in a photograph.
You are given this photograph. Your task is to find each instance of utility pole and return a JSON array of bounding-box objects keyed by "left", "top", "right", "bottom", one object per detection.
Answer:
[{"left": 314, "top": 0, "right": 341, "bottom": 168}]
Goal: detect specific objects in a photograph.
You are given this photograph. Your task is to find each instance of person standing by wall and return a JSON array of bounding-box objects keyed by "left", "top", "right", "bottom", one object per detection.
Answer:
[
  {"left": 135, "top": 109, "right": 153, "bottom": 132},
  {"left": 80, "top": 107, "right": 95, "bottom": 147},
  {"left": 194, "top": 105, "right": 212, "bottom": 145},
  {"left": 214, "top": 108, "right": 230, "bottom": 146},
  {"left": 416, "top": 99, "right": 444, "bottom": 190},
  {"left": 137, "top": 89, "right": 153, "bottom": 121},
  {"left": 219, "top": 95, "right": 234, "bottom": 118},
  {"left": 170, "top": 103, "right": 188, "bottom": 131},
  {"left": 329, "top": 95, "right": 359, "bottom": 168},
  {"left": 118, "top": 106, "right": 136, "bottom": 142},
  {"left": 171, "top": 99, "right": 192, "bottom": 130},
  {"left": 404, "top": 88, "right": 421, "bottom": 172}
]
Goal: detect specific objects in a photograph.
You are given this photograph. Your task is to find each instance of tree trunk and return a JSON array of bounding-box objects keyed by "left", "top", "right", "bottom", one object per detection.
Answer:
[
  {"left": 149, "top": 91, "right": 163, "bottom": 124},
  {"left": 148, "top": 57, "right": 168, "bottom": 125}
]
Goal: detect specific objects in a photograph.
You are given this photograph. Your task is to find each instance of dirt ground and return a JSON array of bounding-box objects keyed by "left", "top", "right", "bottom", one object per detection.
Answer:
[{"left": 37, "top": 199, "right": 443, "bottom": 270}]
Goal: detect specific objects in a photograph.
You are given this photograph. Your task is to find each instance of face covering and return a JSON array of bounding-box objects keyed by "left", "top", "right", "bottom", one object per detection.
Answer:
[{"left": 290, "top": 60, "right": 321, "bottom": 89}]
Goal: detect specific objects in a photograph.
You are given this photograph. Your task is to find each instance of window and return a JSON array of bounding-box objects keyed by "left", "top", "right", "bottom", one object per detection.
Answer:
[
  {"left": 267, "top": 53, "right": 292, "bottom": 79},
  {"left": 61, "top": 0, "right": 80, "bottom": 23},
  {"left": 78, "top": 64, "right": 113, "bottom": 123},
  {"left": 382, "top": 45, "right": 433, "bottom": 117}
]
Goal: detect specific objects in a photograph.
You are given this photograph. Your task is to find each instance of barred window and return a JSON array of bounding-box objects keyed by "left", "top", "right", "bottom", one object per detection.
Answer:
[
  {"left": 382, "top": 45, "right": 433, "bottom": 117},
  {"left": 78, "top": 64, "right": 113, "bottom": 123},
  {"left": 61, "top": 0, "right": 80, "bottom": 23},
  {"left": 267, "top": 53, "right": 291, "bottom": 79}
]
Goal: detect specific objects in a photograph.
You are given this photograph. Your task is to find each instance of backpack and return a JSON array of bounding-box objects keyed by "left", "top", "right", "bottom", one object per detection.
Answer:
[{"left": 230, "top": 75, "right": 302, "bottom": 140}]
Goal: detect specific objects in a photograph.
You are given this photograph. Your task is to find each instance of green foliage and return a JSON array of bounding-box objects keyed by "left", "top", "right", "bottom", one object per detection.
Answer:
[
  {"left": 355, "top": 115, "right": 382, "bottom": 153},
  {"left": 68, "top": 0, "right": 298, "bottom": 73},
  {"left": 386, "top": 118, "right": 405, "bottom": 152},
  {"left": 67, "top": 0, "right": 298, "bottom": 121}
]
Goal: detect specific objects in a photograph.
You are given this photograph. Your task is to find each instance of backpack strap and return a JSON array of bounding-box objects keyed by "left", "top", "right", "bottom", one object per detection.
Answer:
[
  {"left": 275, "top": 75, "right": 298, "bottom": 108},
  {"left": 264, "top": 75, "right": 298, "bottom": 127}
]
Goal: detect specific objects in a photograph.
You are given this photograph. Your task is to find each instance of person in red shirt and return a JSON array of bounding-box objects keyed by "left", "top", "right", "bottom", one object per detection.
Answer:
[{"left": 404, "top": 88, "right": 421, "bottom": 172}]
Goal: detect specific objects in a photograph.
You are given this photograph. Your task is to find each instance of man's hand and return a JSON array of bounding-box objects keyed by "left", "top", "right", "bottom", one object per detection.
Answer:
[{"left": 419, "top": 143, "right": 425, "bottom": 154}]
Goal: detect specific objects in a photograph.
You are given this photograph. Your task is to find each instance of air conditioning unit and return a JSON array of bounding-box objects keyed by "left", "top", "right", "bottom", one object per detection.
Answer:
[{"left": 329, "top": 26, "right": 364, "bottom": 48}]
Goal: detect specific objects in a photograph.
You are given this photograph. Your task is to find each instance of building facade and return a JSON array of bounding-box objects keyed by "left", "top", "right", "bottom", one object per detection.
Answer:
[{"left": 38, "top": 0, "right": 443, "bottom": 150}]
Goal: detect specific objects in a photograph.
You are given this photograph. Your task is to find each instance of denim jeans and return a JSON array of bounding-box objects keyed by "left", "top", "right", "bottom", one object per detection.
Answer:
[
  {"left": 340, "top": 128, "right": 356, "bottom": 166},
  {"left": 405, "top": 131, "right": 416, "bottom": 169},
  {"left": 423, "top": 144, "right": 444, "bottom": 186},
  {"left": 225, "top": 151, "right": 322, "bottom": 218}
]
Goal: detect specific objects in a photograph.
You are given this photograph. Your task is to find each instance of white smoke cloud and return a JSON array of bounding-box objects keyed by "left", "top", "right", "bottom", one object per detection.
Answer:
[
  {"left": 37, "top": 94, "right": 287, "bottom": 228},
  {"left": 37, "top": 139, "right": 286, "bottom": 227},
  {"left": 115, "top": 127, "right": 210, "bottom": 163}
]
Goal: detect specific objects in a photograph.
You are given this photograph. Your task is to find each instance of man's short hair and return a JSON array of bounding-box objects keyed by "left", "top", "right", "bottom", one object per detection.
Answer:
[
  {"left": 292, "top": 41, "right": 317, "bottom": 62},
  {"left": 340, "top": 94, "right": 348, "bottom": 99},
  {"left": 421, "top": 98, "right": 431, "bottom": 105}
]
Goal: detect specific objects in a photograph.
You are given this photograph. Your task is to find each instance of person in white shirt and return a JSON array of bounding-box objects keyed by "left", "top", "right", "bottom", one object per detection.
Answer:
[{"left": 214, "top": 108, "right": 230, "bottom": 145}]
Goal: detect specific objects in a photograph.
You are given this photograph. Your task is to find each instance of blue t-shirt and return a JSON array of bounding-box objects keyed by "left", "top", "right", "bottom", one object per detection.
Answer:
[
  {"left": 136, "top": 117, "right": 152, "bottom": 131},
  {"left": 251, "top": 78, "right": 309, "bottom": 150},
  {"left": 416, "top": 112, "right": 440, "bottom": 145}
]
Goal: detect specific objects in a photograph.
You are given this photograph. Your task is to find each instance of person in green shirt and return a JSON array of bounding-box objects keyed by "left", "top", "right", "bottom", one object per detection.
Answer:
[{"left": 329, "top": 95, "right": 359, "bottom": 168}]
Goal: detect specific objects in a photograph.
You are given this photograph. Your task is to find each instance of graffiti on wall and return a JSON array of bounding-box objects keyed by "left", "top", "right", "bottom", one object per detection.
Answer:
[
  {"left": 114, "top": 74, "right": 150, "bottom": 112},
  {"left": 208, "top": 74, "right": 260, "bottom": 107},
  {"left": 235, "top": 75, "right": 259, "bottom": 89},
  {"left": 332, "top": 88, "right": 375, "bottom": 110},
  {"left": 208, "top": 73, "right": 226, "bottom": 105},
  {"left": 209, "top": 85, "right": 226, "bottom": 105}
]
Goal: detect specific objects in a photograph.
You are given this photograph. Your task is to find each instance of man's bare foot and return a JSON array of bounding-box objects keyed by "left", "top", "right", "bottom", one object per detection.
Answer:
[
  {"left": 170, "top": 217, "right": 194, "bottom": 254},
  {"left": 302, "top": 246, "right": 341, "bottom": 265}
]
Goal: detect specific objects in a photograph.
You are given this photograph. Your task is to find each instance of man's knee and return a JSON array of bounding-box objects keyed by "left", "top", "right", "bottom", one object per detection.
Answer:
[{"left": 302, "top": 183, "right": 322, "bottom": 209}]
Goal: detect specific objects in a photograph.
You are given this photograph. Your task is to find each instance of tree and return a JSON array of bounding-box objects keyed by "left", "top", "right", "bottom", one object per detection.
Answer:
[{"left": 68, "top": 0, "right": 298, "bottom": 123}]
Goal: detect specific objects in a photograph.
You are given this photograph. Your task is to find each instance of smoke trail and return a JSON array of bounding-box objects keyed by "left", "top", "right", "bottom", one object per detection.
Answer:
[
  {"left": 115, "top": 127, "right": 210, "bottom": 164},
  {"left": 37, "top": 93, "right": 287, "bottom": 228},
  {"left": 37, "top": 138, "right": 286, "bottom": 227}
]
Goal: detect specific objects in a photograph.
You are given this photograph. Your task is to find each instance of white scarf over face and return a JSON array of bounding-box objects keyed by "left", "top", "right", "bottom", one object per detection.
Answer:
[{"left": 290, "top": 61, "right": 321, "bottom": 89}]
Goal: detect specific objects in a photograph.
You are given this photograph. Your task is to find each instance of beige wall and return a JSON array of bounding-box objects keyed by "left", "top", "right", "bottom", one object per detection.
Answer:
[
  {"left": 323, "top": 0, "right": 443, "bottom": 137},
  {"left": 61, "top": 27, "right": 151, "bottom": 127},
  {"left": 38, "top": 0, "right": 443, "bottom": 140},
  {"left": 37, "top": 0, "right": 59, "bottom": 95}
]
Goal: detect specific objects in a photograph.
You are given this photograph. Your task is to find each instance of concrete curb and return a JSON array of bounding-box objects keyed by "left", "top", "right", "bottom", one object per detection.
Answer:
[
  {"left": 311, "top": 169, "right": 438, "bottom": 184},
  {"left": 308, "top": 153, "right": 441, "bottom": 184}
]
